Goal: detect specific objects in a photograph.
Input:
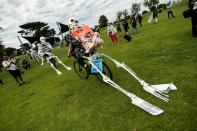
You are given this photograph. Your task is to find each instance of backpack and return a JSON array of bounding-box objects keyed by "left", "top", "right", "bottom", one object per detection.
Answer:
[{"left": 183, "top": 9, "right": 192, "bottom": 18}]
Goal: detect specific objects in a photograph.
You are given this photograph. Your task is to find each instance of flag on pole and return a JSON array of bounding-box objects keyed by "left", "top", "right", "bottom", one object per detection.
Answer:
[
  {"left": 58, "top": 22, "right": 69, "bottom": 33},
  {"left": 22, "top": 36, "right": 39, "bottom": 44}
]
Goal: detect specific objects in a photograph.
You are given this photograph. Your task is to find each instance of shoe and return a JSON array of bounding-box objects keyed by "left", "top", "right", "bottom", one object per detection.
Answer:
[{"left": 0, "top": 80, "right": 3, "bottom": 84}]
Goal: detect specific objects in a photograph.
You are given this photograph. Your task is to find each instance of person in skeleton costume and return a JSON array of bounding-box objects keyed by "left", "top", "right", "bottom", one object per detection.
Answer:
[
  {"left": 38, "top": 36, "right": 71, "bottom": 75},
  {"left": 67, "top": 18, "right": 103, "bottom": 55},
  {"left": 38, "top": 36, "right": 56, "bottom": 67},
  {"left": 66, "top": 18, "right": 103, "bottom": 66}
]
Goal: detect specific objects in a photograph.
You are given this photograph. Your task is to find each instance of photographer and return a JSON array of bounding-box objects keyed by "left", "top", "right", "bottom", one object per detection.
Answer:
[
  {"left": 189, "top": 0, "right": 197, "bottom": 37},
  {"left": 2, "top": 56, "right": 25, "bottom": 86}
]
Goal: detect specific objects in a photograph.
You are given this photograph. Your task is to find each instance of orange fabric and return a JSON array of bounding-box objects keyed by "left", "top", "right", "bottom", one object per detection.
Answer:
[
  {"left": 71, "top": 25, "right": 99, "bottom": 53},
  {"left": 71, "top": 25, "right": 94, "bottom": 40}
]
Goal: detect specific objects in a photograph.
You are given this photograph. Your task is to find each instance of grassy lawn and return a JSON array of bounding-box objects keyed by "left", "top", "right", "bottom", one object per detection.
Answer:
[{"left": 0, "top": 2, "right": 196, "bottom": 131}]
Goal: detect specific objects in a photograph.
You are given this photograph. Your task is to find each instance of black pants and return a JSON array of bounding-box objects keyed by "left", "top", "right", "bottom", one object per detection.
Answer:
[
  {"left": 191, "top": 12, "right": 197, "bottom": 36},
  {"left": 153, "top": 13, "right": 157, "bottom": 18},
  {"left": 168, "top": 11, "right": 174, "bottom": 18},
  {"left": 8, "top": 69, "right": 21, "bottom": 79},
  {"left": 117, "top": 27, "right": 121, "bottom": 32},
  {"left": 139, "top": 19, "right": 142, "bottom": 27}
]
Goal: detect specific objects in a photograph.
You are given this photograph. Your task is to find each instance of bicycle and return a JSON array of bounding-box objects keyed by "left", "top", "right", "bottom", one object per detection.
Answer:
[{"left": 72, "top": 49, "right": 113, "bottom": 82}]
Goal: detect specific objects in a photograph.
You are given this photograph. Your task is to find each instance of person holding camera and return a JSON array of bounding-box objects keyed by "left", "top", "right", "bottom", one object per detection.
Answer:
[
  {"left": 189, "top": 0, "right": 197, "bottom": 37},
  {"left": 2, "top": 56, "right": 25, "bottom": 86}
]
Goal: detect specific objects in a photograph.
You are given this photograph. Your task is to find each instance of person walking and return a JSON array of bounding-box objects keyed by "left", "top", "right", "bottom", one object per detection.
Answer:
[
  {"left": 189, "top": 0, "right": 197, "bottom": 37},
  {"left": 166, "top": 1, "right": 175, "bottom": 19},
  {"left": 107, "top": 23, "right": 118, "bottom": 45},
  {"left": 2, "top": 56, "right": 25, "bottom": 86}
]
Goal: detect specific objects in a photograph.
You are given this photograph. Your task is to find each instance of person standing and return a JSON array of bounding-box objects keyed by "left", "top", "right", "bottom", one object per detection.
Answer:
[
  {"left": 116, "top": 22, "right": 122, "bottom": 32},
  {"left": 166, "top": 1, "right": 175, "bottom": 19},
  {"left": 107, "top": 23, "right": 118, "bottom": 45},
  {"left": 122, "top": 20, "right": 129, "bottom": 33},
  {"left": 151, "top": 5, "right": 158, "bottom": 23},
  {"left": 130, "top": 13, "right": 139, "bottom": 33},
  {"left": 137, "top": 14, "right": 143, "bottom": 27},
  {"left": 189, "top": 0, "right": 197, "bottom": 37},
  {"left": 2, "top": 56, "right": 25, "bottom": 86}
]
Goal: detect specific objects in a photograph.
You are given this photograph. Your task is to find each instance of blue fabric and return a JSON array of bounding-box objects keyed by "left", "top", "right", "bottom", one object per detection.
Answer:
[{"left": 91, "top": 58, "right": 103, "bottom": 73}]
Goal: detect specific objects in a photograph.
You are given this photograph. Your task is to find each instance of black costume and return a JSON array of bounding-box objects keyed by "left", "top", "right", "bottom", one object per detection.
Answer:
[{"left": 189, "top": 0, "right": 197, "bottom": 36}]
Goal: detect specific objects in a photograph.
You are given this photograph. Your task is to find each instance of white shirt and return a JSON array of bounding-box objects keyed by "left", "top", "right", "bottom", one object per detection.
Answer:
[
  {"left": 2, "top": 59, "right": 18, "bottom": 70},
  {"left": 107, "top": 25, "right": 117, "bottom": 35}
]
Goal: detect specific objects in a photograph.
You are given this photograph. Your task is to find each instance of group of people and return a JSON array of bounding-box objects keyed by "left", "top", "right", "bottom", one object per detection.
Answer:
[{"left": 106, "top": 12, "right": 143, "bottom": 44}]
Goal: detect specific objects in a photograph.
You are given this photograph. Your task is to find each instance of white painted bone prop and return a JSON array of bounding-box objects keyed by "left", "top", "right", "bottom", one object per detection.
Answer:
[
  {"left": 83, "top": 56, "right": 164, "bottom": 116},
  {"left": 101, "top": 53, "right": 177, "bottom": 102}
]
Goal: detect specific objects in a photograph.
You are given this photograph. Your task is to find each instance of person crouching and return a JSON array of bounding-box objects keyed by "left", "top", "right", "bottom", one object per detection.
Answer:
[{"left": 2, "top": 56, "right": 25, "bottom": 86}]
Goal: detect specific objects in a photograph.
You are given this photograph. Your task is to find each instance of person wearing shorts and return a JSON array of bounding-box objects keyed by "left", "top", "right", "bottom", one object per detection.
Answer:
[{"left": 2, "top": 56, "right": 25, "bottom": 86}]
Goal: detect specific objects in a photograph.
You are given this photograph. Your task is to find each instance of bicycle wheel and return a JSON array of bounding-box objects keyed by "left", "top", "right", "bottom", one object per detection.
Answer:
[
  {"left": 95, "top": 62, "right": 113, "bottom": 83},
  {"left": 73, "top": 60, "right": 89, "bottom": 79}
]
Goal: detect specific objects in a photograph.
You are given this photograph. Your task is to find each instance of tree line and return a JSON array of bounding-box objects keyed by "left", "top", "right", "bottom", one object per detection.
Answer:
[{"left": 98, "top": 0, "right": 165, "bottom": 27}]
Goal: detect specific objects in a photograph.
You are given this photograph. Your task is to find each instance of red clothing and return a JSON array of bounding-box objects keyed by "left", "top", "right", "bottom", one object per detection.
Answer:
[{"left": 109, "top": 34, "right": 118, "bottom": 44}]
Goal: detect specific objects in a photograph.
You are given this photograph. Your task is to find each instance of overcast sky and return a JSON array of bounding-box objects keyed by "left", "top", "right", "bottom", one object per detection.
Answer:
[{"left": 0, "top": 0, "right": 171, "bottom": 49}]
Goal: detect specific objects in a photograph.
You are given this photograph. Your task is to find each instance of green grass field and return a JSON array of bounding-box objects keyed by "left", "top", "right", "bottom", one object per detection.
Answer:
[{"left": 0, "top": 2, "right": 196, "bottom": 131}]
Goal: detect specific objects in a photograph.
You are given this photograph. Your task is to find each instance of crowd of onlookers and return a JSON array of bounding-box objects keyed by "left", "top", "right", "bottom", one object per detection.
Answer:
[
  {"left": 107, "top": 12, "right": 143, "bottom": 44},
  {"left": 106, "top": 1, "right": 177, "bottom": 45},
  {"left": 106, "top": 0, "right": 197, "bottom": 45}
]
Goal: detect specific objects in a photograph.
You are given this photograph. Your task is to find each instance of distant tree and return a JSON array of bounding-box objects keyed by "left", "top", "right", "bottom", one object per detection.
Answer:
[
  {"left": 98, "top": 15, "right": 108, "bottom": 28},
  {"left": 0, "top": 39, "right": 5, "bottom": 68},
  {"left": 4, "top": 47, "right": 17, "bottom": 56},
  {"left": 157, "top": 3, "right": 166, "bottom": 9},
  {"left": 18, "top": 21, "right": 56, "bottom": 38},
  {"left": 142, "top": 10, "right": 149, "bottom": 14},
  {"left": 122, "top": 9, "right": 129, "bottom": 19},
  {"left": 131, "top": 3, "right": 141, "bottom": 13},
  {"left": 0, "top": 39, "right": 5, "bottom": 58},
  {"left": 143, "top": 0, "right": 159, "bottom": 10},
  {"left": 116, "top": 11, "right": 123, "bottom": 21}
]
